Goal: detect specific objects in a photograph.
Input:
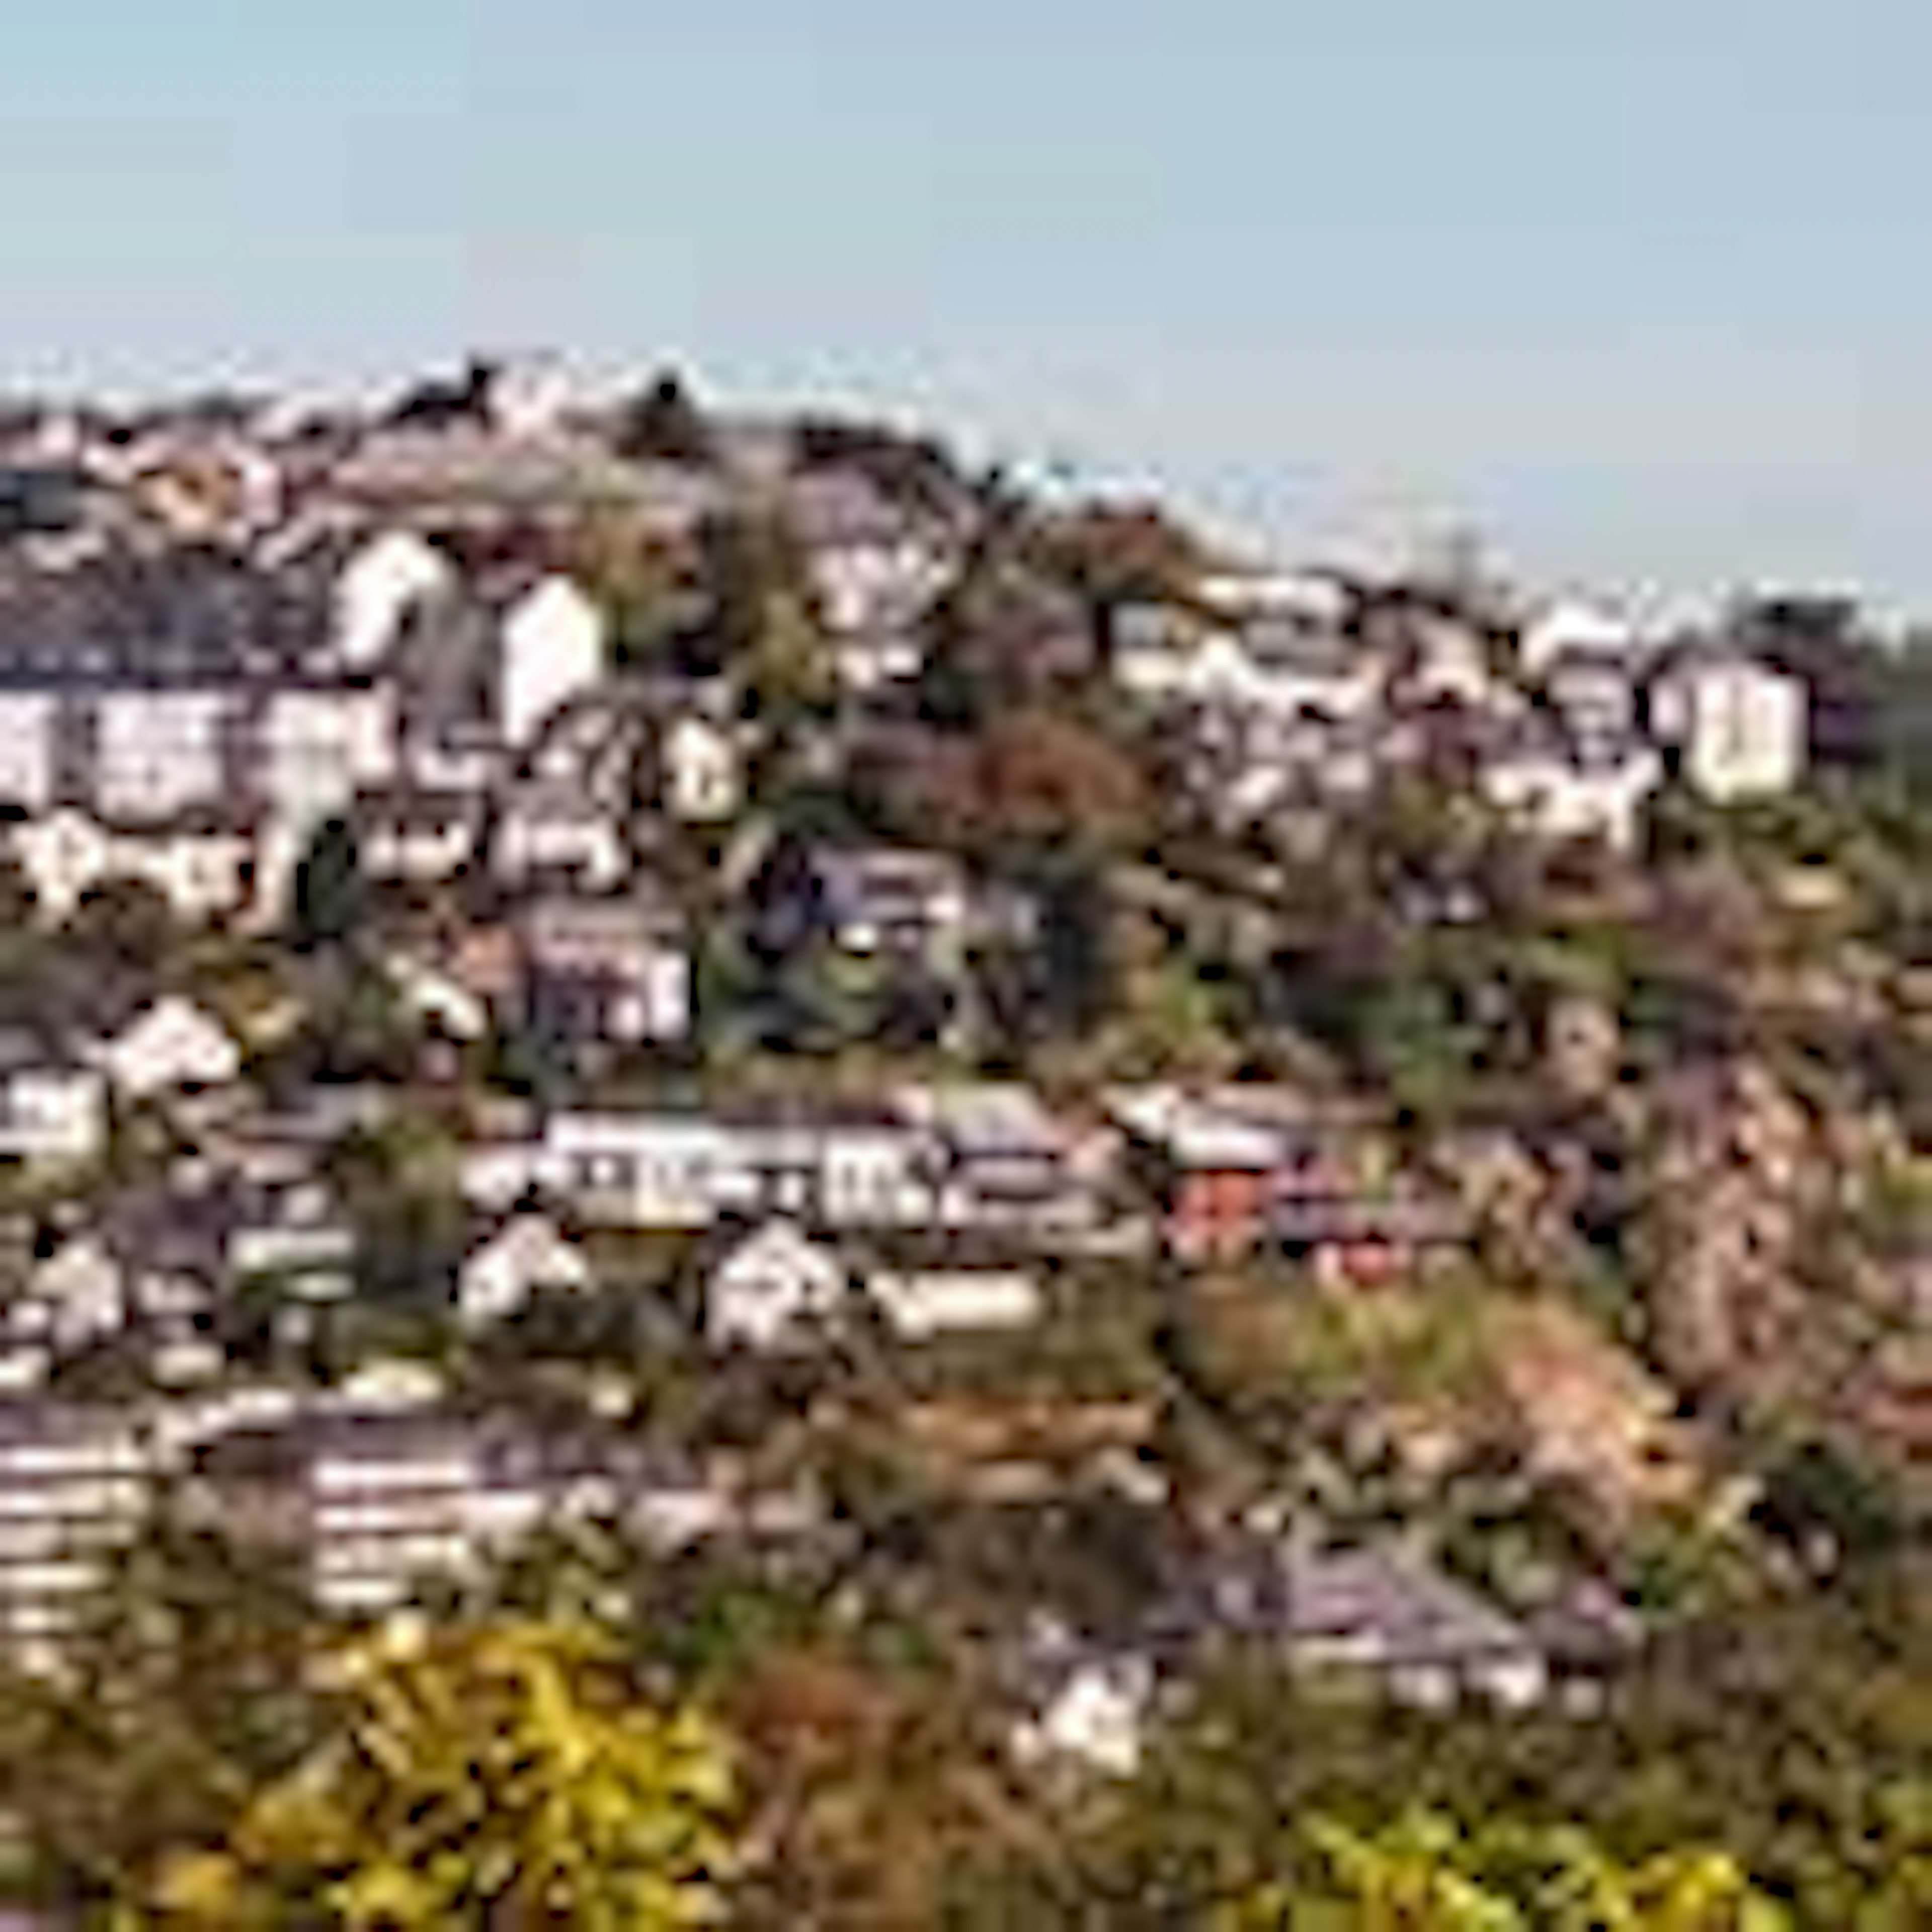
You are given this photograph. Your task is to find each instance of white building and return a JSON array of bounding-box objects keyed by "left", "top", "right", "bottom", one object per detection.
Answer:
[
  {"left": 501, "top": 578, "right": 606, "bottom": 749},
  {"left": 867, "top": 1269, "right": 1043, "bottom": 1341},
  {"left": 1482, "top": 745, "right": 1663, "bottom": 853},
  {"left": 25, "top": 1237, "right": 127, "bottom": 1354},
  {"left": 457, "top": 1212, "right": 595, "bottom": 1329},
  {"left": 94, "top": 691, "right": 231, "bottom": 822},
  {"left": 0, "top": 1051, "right": 106, "bottom": 1168},
  {"left": 1518, "top": 596, "right": 1641, "bottom": 682},
  {"left": 491, "top": 777, "right": 631, "bottom": 894},
  {"left": 1652, "top": 655, "right": 1808, "bottom": 803},
  {"left": 0, "top": 694, "right": 58, "bottom": 813},
  {"left": 87, "top": 997, "right": 243, "bottom": 1101},
  {"left": 707, "top": 1220, "right": 851, "bottom": 1352},
  {"left": 260, "top": 685, "right": 398, "bottom": 823},
  {"left": 1011, "top": 1642, "right": 1155, "bottom": 1779},
  {"left": 662, "top": 713, "right": 744, "bottom": 824},
  {"left": 463, "top": 1112, "right": 937, "bottom": 1234},
  {"left": 11, "top": 809, "right": 256, "bottom": 925},
  {"left": 333, "top": 530, "right": 453, "bottom": 672},
  {"left": 0, "top": 1404, "right": 152, "bottom": 1668}
]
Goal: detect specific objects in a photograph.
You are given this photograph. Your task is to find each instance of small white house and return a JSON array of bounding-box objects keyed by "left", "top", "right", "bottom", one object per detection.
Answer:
[
  {"left": 1652, "top": 655, "right": 1808, "bottom": 803},
  {"left": 866, "top": 1269, "right": 1043, "bottom": 1341},
  {"left": 491, "top": 778, "right": 631, "bottom": 893},
  {"left": 1482, "top": 746, "right": 1663, "bottom": 853},
  {"left": 662, "top": 713, "right": 744, "bottom": 824},
  {"left": 356, "top": 794, "right": 483, "bottom": 885},
  {"left": 1011, "top": 1648, "right": 1155, "bottom": 1779},
  {"left": 29, "top": 1236, "right": 127, "bottom": 1353},
  {"left": 87, "top": 998, "right": 243, "bottom": 1101},
  {"left": 380, "top": 950, "right": 494, "bottom": 1043},
  {"left": 501, "top": 578, "right": 606, "bottom": 749},
  {"left": 457, "top": 1211, "right": 595, "bottom": 1328},
  {"left": 481, "top": 355, "right": 578, "bottom": 441},
  {"left": 707, "top": 1220, "right": 851, "bottom": 1352},
  {"left": 0, "top": 1058, "right": 106, "bottom": 1168}
]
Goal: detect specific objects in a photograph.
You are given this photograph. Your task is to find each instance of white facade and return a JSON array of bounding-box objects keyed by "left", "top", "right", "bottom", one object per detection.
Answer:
[
  {"left": 89, "top": 997, "right": 243, "bottom": 1100},
  {"left": 867, "top": 1270, "right": 1043, "bottom": 1340},
  {"left": 464, "top": 1116, "right": 751, "bottom": 1228},
  {"left": 0, "top": 1408, "right": 151, "bottom": 1665},
  {"left": 818, "top": 1130, "right": 938, "bottom": 1228},
  {"left": 1482, "top": 748, "right": 1663, "bottom": 853},
  {"left": 465, "top": 1113, "right": 938, "bottom": 1231},
  {"left": 359, "top": 809, "right": 478, "bottom": 883},
  {"left": 12, "top": 810, "right": 254, "bottom": 924},
  {"left": 501, "top": 578, "right": 605, "bottom": 748},
  {"left": 1011, "top": 1656, "right": 1153, "bottom": 1779},
  {"left": 663, "top": 715, "right": 743, "bottom": 823},
  {"left": 0, "top": 695, "right": 58, "bottom": 812},
  {"left": 1518, "top": 597, "right": 1640, "bottom": 681},
  {"left": 261, "top": 686, "right": 397, "bottom": 821},
  {"left": 1115, "top": 629, "right": 1382, "bottom": 724},
  {"left": 810, "top": 538, "right": 949, "bottom": 639},
  {"left": 613, "top": 950, "right": 692, "bottom": 1044},
  {"left": 0, "top": 1068, "right": 106, "bottom": 1167},
  {"left": 457, "top": 1213, "right": 594, "bottom": 1328},
  {"left": 1661, "top": 658, "right": 1808, "bottom": 803},
  {"left": 334, "top": 530, "right": 452, "bottom": 671},
  {"left": 707, "top": 1220, "right": 850, "bottom": 1352},
  {"left": 28, "top": 1239, "right": 127, "bottom": 1353},
  {"left": 483, "top": 356, "right": 577, "bottom": 441},
  {"left": 94, "top": 691, "right": 231, "bottom": 821},
  {"left": 492, "top": 794, "right": 630, "bottom": 893}
]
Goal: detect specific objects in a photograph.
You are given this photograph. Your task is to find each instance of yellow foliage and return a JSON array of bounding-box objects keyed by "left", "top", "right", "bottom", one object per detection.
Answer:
[{"left": 155, "top": 1618, "right": 737, "bottom": 1930}]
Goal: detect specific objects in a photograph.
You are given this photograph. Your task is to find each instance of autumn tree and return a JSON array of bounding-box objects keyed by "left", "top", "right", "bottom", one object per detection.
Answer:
[
  {"left": 157, "top": 1617, "right": 739, "bottom": 1929},
  {"left": 874, "top": 710, "right": 1150, "bottom": 869}
]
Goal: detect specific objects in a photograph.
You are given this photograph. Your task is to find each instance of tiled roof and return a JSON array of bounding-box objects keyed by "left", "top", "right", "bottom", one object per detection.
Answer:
[{"left": 0, "top": 551, "right": 325, "bottom": 688}]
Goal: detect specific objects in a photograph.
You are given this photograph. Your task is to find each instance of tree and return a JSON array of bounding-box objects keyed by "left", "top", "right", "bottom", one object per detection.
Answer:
[
  {"left": 156, "top": 1617, "right": 739, "bottom": 1930},
  {"left": 0, "top": 1511, "right": 316, "bottom": 1917},
  {"left": 291, "top": 817, "right": 366, "bottom": 951},
  {"left": 1030, "top": 501, "right": 1216, "bottom": 611},
  {"left": 691, "top": 510, "right": 837, "bottom": 720},
  {"left": 616, "top": 371, "right": 713, "bottom": 466},
  {"left": 872, "top": 711, "right": 1150, "bottom": 869},
  {"left": 1267, "top": 1810, "right": 1791, "bottom": 1930},
  {"left": 918, "top": 541, "right": 1097, "bottom": 726},
  {"left": 0, "top": 851, "right": 36, "bottom": 930},
  {"left": 66, "top": 875, "right": 177, "bottom": 973}
]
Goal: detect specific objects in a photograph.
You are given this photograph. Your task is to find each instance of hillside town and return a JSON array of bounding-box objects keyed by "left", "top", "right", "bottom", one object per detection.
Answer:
[{"left": 0, "top": 355, "right": 1918, "bottom": 1923}]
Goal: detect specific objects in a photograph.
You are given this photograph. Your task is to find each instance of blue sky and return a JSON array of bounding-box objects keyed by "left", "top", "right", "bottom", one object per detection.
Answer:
[{"left": 2, "top": 1, "right": 1928, "bottom": 602}]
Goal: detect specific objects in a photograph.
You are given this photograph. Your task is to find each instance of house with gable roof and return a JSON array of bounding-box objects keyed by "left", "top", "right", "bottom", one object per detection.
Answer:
[
  {"left": 457, "top": 1207, "right": 595, "bottom": 1329},
  {"left": 706, "top": 1218, "right": 853, "bottom": 1352},
  {"left": 86, "top": 996, "right": 243, "bottom": 1102}
]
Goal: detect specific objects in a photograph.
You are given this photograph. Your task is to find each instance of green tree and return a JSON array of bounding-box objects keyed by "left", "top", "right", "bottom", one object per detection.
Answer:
[
  {"left": 291, "top": 817, "right": 367, "bottom": 951},
  {"left": 615, "top": 371, "right": 713, "bottom": 466}
]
